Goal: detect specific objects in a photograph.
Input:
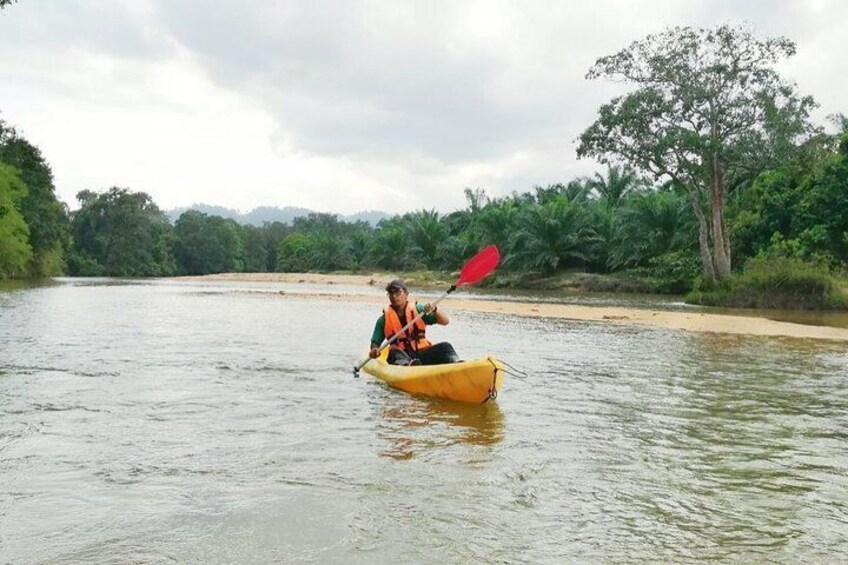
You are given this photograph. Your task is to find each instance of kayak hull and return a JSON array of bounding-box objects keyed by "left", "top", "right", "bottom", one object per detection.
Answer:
[{"left": 362, "top": 350, "right": 506, "bottom": 403}]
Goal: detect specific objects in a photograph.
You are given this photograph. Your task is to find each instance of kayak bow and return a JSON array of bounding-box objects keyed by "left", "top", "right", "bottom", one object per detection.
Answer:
[{"left": 361, "top": 349, "right": 506, "bottom": 404}]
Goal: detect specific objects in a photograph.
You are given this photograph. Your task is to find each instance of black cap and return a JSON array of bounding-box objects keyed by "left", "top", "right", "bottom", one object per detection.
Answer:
[{"left": 385, "top": 278, "right": 407, "bottom": 292}]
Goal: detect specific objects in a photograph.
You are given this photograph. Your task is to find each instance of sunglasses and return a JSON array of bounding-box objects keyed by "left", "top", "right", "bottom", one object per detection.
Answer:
[{"left": 387, "top": 288, "right": 405, "bottom": 296}]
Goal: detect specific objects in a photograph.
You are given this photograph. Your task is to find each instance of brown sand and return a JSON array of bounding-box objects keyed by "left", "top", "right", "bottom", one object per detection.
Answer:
[{"left": 176, "top": 273, "right": 848, "bottom": 342}]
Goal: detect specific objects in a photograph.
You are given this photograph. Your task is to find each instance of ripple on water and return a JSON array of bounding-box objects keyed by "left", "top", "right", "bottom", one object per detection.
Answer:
[{"left": 2, "top": 279, "right": 848, "bottom": 563}]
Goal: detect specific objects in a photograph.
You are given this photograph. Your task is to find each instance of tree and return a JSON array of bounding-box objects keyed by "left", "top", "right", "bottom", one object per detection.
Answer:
[
  {"left": 403, "top": 209, "right": 446, "bottom": 268},
  {"left": 368, "top": 217, "right": 409, "bottom": 271},
  {"left": 240, "top": 225, "right": 269, "bottom": 273},
  {"left": 0, "top": 120, "right": 69, "bottom": 276},
  {"left": 587, "top": 165, "right": 648, "bottom": 208},
  {"left": 0, "top": 163, "right": 32, "bottom": 278},
  {"left": 578, "top": 25, "right": 819, "bottom": 281},
  {"left": 732, "top": 132, "right": 848, "bottom": 265},
  {"left": 69, "top": 188, "right": 175, "bottom": 276},
  {"left": 276, "top": 233, "right": 313, "bottom": 272},
  {"left": 173, "top": 211, "right": 242, "bottom": 275},
  {"left": 507, "top": 194, "right": 595, "bottom": 274},
  {"left": 610, "top": 190, "right": 696, "bottom": 269}
]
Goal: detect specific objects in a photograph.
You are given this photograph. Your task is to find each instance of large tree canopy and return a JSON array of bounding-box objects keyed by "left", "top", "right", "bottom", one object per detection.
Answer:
[
  {"left": 577, "top": 25, "right": 819, "bottom": 281},
  {"left": 68, "top": 188, "right": 175, "bottom": 276},
  {"left": 0, "top": 120, "right": 69, "bottom": 276},
  {"left": 173, "top": 210, "right": 244, "bottom": 275}
]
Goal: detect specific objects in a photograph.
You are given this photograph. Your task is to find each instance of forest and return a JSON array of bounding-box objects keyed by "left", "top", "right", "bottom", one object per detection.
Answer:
[{"left": 1, "top": 25, "right": 846, "bottom": 309}]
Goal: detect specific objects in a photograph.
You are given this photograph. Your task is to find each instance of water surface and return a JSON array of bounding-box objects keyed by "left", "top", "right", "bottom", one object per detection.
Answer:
[{"left": 1, "top": 279, "right": 846, "bottom": 563}]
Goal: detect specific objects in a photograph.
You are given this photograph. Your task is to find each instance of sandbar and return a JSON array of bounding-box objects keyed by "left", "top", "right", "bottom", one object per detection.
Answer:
[{"left": 177, "top": 273, "right": 848, "bottom": 342}]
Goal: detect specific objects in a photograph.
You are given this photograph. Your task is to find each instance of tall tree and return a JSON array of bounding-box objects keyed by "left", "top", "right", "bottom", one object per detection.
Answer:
[
  {"left": 173, "top": 211, "right": 242, "bottom": 275},
  {"left": 0, "top": 120, "right": 69, "bottom": 276},
  {"left": 578, "top": 25, "right": 819, "bottom": 281},
  {"left": 69, "top": 188, "right": 174, "bottom": 276}
]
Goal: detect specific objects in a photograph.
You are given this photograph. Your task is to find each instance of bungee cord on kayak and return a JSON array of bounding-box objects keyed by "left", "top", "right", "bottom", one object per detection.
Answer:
[{"left": 498, "top": 359, "right": 529, "bottom": 379}]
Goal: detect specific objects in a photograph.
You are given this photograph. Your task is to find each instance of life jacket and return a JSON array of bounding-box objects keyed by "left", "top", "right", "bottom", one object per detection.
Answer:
[{"left": 383, "top": 302, "right": 432, "bottom": 353}]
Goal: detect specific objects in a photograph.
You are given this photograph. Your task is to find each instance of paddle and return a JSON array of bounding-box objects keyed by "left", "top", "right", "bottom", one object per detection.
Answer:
[{"left": 353, "top": 245, "right": 500, "bottom": 377}]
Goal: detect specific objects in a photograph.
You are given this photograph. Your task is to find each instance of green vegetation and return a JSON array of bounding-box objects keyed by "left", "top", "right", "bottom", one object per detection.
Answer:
[
  {"left": 66, "top": 188, "right": 175, "bottom": 276},
  {"left": 0, "top": 121, "right": 68, "bottom": 279},
  {"left": 0, "top": 163, "right": 32, "bottom": 278},
  {"left": 0, "top": 25, "right": 846, "bottom": 311},
  {"left": 688, "top": 256, "right": 848, "bottom": 310}
]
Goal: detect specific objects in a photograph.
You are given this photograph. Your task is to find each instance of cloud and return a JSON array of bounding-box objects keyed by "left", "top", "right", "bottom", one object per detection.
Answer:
[{"left": 1, "top": 0, "right": 845, "bottom": 214}]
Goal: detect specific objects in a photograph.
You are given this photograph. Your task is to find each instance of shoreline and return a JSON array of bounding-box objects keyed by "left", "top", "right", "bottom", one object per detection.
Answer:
[{"left": 175, "top": 273, "right": 848, "bottom": 342}]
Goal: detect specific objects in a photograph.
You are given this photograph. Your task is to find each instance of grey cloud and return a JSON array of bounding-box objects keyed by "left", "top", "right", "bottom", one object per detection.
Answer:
[
  {"left": 148, "top": 0, "right": 602, "bottom": 163},
  {"left": 0, "top": 1, "right": 162, "bottom": 59}
]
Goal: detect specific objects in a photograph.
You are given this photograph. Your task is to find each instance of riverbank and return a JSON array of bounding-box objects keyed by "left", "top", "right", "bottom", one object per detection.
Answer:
[{"left": 176, "top": 273, "right": 848, "bottom": 342}]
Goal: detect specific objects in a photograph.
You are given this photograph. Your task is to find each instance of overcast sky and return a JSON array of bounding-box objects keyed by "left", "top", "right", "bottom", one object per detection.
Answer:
[{"left": 1, "top": 1, "right": 845, "bottom": 215}]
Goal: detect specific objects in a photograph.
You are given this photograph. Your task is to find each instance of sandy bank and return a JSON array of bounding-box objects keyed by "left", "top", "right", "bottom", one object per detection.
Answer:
[{"left": 176, "top": 273, "right": 848, "bottom": 342}]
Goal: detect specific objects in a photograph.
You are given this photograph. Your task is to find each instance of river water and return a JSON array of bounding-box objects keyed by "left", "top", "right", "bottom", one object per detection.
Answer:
[{"left": 1, "top": 278, "right": 847, "bottom": 564}]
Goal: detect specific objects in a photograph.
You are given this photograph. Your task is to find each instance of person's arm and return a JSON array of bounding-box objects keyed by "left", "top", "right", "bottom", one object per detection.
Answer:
[
  {"left": 369, "top": 315, "right": 385, "bottom": 358},
  {"left": 421, "top": 302, "right": 449, "bottom": 325}
]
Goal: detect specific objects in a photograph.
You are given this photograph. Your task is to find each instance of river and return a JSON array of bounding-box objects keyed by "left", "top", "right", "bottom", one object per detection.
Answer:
[{"left": 1, "top": 278, "right": 847, "bottom": 563}]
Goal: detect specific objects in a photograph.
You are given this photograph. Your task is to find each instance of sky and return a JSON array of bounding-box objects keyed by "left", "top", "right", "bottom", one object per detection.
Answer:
[{"left": 1, "top": 1, "right": 846, "bottom": 215}]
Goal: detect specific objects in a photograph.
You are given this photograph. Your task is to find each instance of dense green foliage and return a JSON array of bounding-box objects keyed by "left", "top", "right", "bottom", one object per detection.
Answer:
[
  {"left": 67, "top": 188, "right": 175, "bottom": 276},
  {"left": 0, "top": 121, "right": 69, "bottom": 277},
  {"left": 731, "top": 132, "right": 848, "bottom": 266},
  {"left": 0, "top": 163, "right": 32, "bottom": 279}
]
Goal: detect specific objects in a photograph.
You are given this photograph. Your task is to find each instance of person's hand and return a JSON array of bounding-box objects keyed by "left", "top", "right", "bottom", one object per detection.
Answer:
[
  {"left": 424, "top": 302, "right": 438, "bottom": 314},
  {"left": 369, "top": 346, "right": 380, "bottom": 359}
]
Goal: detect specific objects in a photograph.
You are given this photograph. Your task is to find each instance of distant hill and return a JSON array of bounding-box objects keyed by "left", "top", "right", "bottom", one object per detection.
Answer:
[{"left": 165, "top": 204, "right": 388, "bottom": 227}]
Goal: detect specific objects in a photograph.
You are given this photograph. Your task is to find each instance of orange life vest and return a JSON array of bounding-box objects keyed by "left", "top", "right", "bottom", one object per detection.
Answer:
[{"left": 383, "top": 302, "right": 432, "bottom": 353}]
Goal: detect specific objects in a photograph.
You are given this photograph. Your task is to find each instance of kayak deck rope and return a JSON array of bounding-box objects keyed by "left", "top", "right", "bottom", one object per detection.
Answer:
[
  {"left": 500, "top": 359, "right": 529, "bottom": 379},
  {"left": 485, "top": 360, "right": 499, "bottom": 404},
  {"left": 483, "top": 360, "right": 498, "bottom": 404},
  {"left": 484, "top": 358, "right": 528, "bottom": 403}
]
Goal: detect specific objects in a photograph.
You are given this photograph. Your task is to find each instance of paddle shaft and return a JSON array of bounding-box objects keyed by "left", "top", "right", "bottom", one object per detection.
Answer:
[{"left": 354, "top": 285, "right": 455, "bottom": 374}]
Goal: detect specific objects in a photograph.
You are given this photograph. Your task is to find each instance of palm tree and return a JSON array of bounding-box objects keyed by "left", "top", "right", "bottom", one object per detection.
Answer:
[
  {"left": 588, "top": 165, "right": 647, "bottom": 208},
  {"left": 477, "top": 199, "right": 520, "bottom": 256},
  {"left": 404, "top": 209, "right": 446, "bottom": 268},
  {"left": 609, "top": 190, "right": 695, "bottom": 269},
  {"left": 368, "top": 217, "right": 409, "bottom": 270},
  {"left": 507, "top": 195, "right": 597, "bottom": 274}
]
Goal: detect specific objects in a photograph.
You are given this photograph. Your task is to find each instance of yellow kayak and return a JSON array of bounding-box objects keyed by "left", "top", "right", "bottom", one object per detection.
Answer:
[{"left": 361, "top": 349, "right": 506, "bottom": 404}]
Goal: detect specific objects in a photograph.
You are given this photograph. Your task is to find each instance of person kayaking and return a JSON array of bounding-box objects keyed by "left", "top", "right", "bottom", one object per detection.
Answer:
[{"left": 369, "top": 278, "right": 460, "bottom": 366}]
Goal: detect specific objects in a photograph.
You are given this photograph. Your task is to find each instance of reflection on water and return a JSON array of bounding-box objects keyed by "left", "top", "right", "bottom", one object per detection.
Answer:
[
  {"left": 377, "top": 396, "right": 505, "bottom": 460},
  {"left": 589, "top": 332, "right": 848, "bottom": 562},
  {"left": 0, "top": 278, "right": 61, "bottom": 293}
]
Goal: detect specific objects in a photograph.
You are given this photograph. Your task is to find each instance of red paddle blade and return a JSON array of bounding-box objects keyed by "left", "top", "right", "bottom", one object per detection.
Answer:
[{"left": 456, "top": 245, "right": 500, "bottom": 286}]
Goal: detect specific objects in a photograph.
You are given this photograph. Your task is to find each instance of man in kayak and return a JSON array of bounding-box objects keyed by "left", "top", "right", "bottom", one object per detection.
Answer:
[{"left": 368, "top": 278, "right": 460, "bottom": 366}]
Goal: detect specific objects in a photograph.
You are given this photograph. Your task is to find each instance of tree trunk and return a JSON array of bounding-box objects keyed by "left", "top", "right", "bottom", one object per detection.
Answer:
[
  {"left": 709, "top": 160, "right": 732, "bottom": 280},
  {"left": 685, "top": 188, "right": 717, "bottom": 281}
]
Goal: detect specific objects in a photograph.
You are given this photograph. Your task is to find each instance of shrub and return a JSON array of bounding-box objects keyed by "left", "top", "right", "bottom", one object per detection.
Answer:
[{"left": 687, "top": 256, "right": 848, "bottom": 310}]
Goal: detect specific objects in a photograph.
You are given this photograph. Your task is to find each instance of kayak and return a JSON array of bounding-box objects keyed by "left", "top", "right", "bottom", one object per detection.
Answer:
[{"left": 361, "top": 349, "right": 506, "bottom": 404}]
